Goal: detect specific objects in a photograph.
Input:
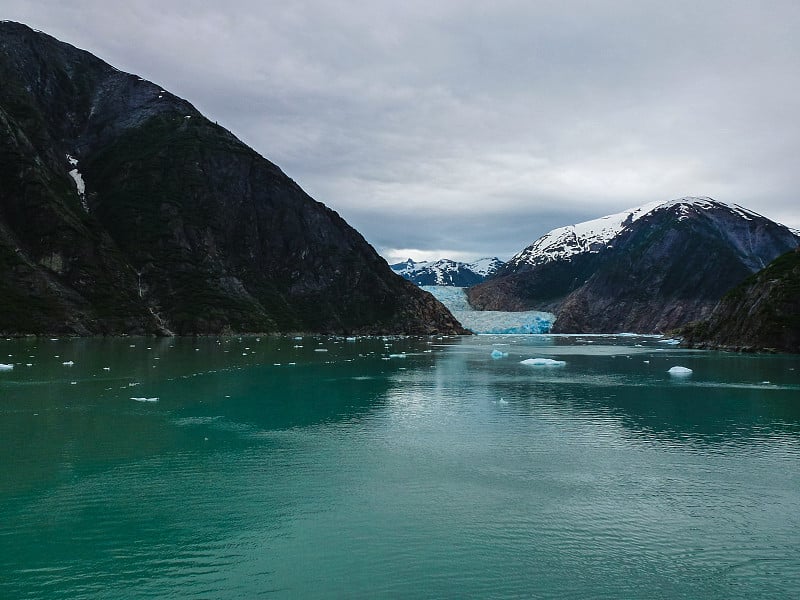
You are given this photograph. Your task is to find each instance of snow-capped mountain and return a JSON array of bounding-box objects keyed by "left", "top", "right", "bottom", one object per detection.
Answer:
[
  {"left": 391, "top": 257, "right": 504, "bottom": 287},
  {"left": 469, "top": 197, "right": 800, "bottom": 333},
  {"left": 504, "top": 197, "right": 770, "bottom": 272}
]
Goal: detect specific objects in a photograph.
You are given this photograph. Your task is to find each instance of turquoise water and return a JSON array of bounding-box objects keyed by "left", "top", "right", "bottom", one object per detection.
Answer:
[{"left": 1, "top": 335, "right": 799, "bottom": 598}]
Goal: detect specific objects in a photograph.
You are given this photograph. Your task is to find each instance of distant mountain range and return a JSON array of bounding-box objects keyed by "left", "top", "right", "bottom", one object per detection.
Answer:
[
  {"left": 469, "top": 197, "right": 800, "bottom": 334},
  {"left": 391, "top": 257, "right": 504, "bottom": 286},
  {"left": 0, "top": 22, "right": 465, "bottom": 336}
]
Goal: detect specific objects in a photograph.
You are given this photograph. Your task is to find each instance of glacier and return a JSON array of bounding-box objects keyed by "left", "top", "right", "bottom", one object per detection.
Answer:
[{"left": 422, "top": 286, "right": 554, "bottom": 334}]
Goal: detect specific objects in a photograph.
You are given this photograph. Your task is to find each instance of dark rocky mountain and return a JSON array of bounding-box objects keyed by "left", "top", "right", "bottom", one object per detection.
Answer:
[
  {"left": 681, "top": 249, "right": 800, "bottom": 353},
  {"left": 0, "top": 22, "right": 466, "bottom": 336},
  {"left": 468, "top": 197, "right": 800, "bottom": 333},
  {"left": 390, "top": 257, "right": 504, "bottom": 286}
]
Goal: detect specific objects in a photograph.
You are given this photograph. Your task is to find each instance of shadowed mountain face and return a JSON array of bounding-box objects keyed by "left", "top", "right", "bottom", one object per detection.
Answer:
[
  {"left": 0, "top": 22, "right": 466, "bottom": 336},
  {"left": 681, "top": 249, "right": 800, "bottom": 353},
  {"left": 469, "top": 198, "right": 799, "bottom": 333}
]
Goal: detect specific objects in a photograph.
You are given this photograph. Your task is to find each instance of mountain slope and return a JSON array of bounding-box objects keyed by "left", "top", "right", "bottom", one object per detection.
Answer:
[
  {"left": 681, "top": 249, "right": 800, "bottom": 353},
  {"left": 391, "top": 257, "right": 504, "bottom": 286},
  {"left": 0, "top": 21, "right": 466, "bottom": 335},
  {"left": 469, "top": 197, "right": 799, "bottom": 333}
]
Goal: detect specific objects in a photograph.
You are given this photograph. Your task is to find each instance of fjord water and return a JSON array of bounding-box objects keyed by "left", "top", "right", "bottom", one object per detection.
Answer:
[{"left": 1, "top": 336, "right": 799, "bottom": 599}]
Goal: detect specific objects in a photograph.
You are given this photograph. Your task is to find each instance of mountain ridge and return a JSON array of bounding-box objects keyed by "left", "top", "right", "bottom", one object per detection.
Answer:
[
  {"left": 681, "top": 249, "right": 800, "bottom": 353},
  {"left": 0, "top": 21, "right": 467, "bottom": 336},
  {"left": 391, "top": 257, "right": 504, "bottom": 286}
]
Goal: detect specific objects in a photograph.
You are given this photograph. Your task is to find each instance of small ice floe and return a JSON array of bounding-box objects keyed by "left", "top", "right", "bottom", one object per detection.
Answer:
[
  {"left": 314, "top": 348, "right": 328, "bottom": 352},
  {"left": 0, "top": 363, "right": 13, "bottom": 371},
  {"left": 521, "top": 358, "right": 566, "bottom": 367},
  {"left": 491, "top": 349, "right": 508, "bottom": 359},
  {"left": 346, "top": 337, "right": 357, "bottom": 342},
  {"left": 389, "top": 353, "right": 407, "bottom": 359},
  {"left": 103, "top": 367, "right": 111, "bottom": 371},
  {"left": 131, "top": 397, "right": 159, "bottom": 402},
  {"left": 62, "top": 361, "right": 74, "bottom": 366},
  {"left": 668, "top": 366, "right": 693, "bottom": 377},
  {"left": 659, "top": 339, "right": 681, "bottom": 345},
  {"left": 70, "top": 381, "right": 77, "bottom": 385}
]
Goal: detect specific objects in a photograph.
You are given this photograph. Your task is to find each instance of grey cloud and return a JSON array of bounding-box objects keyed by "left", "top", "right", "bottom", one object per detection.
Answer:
[{"left": 5, "top": 0, "right": 799, "bottom": 262}]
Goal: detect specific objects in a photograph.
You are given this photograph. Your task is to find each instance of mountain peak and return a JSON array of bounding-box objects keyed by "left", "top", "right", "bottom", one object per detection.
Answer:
[
  {"left": 506, "top": 196, "right": 777, "bottom": 271},
  {"left": 0, "top": 23, "right": 467, "bottom": 335}
]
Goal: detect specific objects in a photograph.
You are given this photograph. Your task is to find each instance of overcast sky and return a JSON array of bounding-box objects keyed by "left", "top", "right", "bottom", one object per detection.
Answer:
[{"left": 5, "top": 1, "right": 800, "bottom": 262}]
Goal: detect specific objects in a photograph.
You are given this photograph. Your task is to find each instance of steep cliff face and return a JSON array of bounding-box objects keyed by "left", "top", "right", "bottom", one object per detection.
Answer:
[
  {"left": 681, "top": 249, "right": 800, "bottom": 353},
  {"left": 0, "top": 22, "right": 466, "bottom": 336},
  {"left": 469, "top": 198, "right": 799, "bottom": 333}
]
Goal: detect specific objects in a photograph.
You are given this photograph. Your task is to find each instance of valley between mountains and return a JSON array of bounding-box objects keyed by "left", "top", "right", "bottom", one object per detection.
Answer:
[{"left": 1, "top": 22, "right": 798, "bottom": 351}]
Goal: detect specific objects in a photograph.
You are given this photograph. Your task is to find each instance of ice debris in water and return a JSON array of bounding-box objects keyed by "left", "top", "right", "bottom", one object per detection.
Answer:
[
  {"left": 668, "top": 366, "right": 693, "bottom": 376},
  {"left": 659, "top": 339, "right": 681, "bottom": 345},
  {"left": 131, "top": 397, "right": 159, "bottom": 402},
  {"left": 389, "top": 353, "right": 407, "bottom": 359},
  {"left": 62, "top": 361, "right": 74, "bottom": 366},
  {"left": 521, "top": 358, "right": 566, "bottom": 367},
  {"left": 491, "top": 349, "right": 508, "bottom": 359},
  {"left": 0, "top": 363, "right": 13, "bottom": 371}
]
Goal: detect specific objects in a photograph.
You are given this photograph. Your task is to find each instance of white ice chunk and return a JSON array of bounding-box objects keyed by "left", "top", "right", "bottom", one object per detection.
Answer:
[
  {"left": 521, "top": 358, "right": 566, "bottom": 367},
  {"left": 131, "top": 397, "right": 159, "bottom": 402},
  {"left": 668, "top": 366, "right": 693, "bottom": 376},
  {"left": 62, "top": 360, "right": 74, "bottom": 366},
  {"left": 491, "top": 349, "right": 508, "bottom": 359},
  {"left": 0, "top": 363, "right": 13, "bottom": 371}
]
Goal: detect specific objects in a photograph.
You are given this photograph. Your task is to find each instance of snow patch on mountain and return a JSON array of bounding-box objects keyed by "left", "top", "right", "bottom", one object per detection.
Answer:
[{"left": 66, "top": 154, "right": 88, "bottom": 212}]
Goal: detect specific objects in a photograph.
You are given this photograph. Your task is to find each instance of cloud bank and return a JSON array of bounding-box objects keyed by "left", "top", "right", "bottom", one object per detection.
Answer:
[{"left": 5, "top": 0, "right": 800, "bottom": 261}]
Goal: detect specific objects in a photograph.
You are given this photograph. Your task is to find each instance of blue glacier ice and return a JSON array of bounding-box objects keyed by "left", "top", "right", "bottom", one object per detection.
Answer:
[{"left": 421, "top": 286, "right": 554, "bottom": 334}]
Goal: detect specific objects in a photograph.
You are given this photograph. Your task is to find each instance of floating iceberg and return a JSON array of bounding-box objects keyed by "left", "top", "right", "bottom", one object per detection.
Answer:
[
  {"left": 62, "top": 360, "right": 74, "bottom": 366},
  {"left": 0, "top": 363, "right": 13, "bottom": 371},
  {"left": 521, "top": 358, "right": 566, "bottom": 367},
  {"left": 668, "top": 366, "right": 693, "bottom": 376},
  {"left": 421, "top": 286, "right": 554, "bottom": 334},
  {"left": 131, "top": 397, "right": 159, "bottom": 402},
  {"left": 491, "top": 349, "right": 508, "bottom": 359}
]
